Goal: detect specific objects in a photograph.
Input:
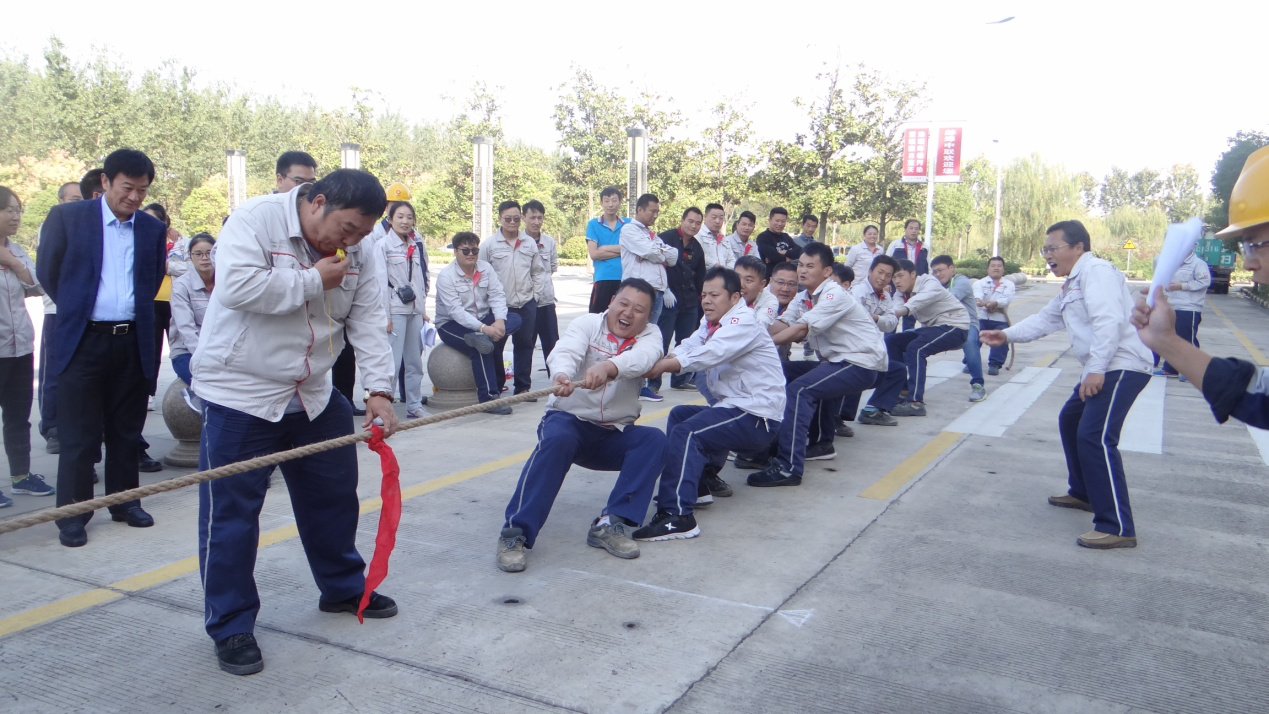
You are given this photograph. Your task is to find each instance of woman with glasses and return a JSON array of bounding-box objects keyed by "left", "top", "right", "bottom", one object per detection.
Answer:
[
  {"left": 378, "top": 201, "right": 429, "bottom": 419},
  {"left": 981, "top": 220, "right": 1151, "bottom": 550},
  {"left": 0, "top": 186, "right": 55, "bottom": 507},
  {"left": 1133, "top": 145, "right": 1269, "bottom": 430},
  {"left": 169, "top": 233, "right": 215, "bottom": 411}
]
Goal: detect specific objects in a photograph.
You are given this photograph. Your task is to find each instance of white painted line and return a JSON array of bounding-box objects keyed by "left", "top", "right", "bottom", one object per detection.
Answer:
[
  {"left": 1247, "top": 424, "right": 1269, "bottom": 466},
  {"left": 1119, "top": 375, "right": 1166, "bottom": 454},
  {"left": 562, "top": 569, "right": 775, "bottom": 613},
  {"left": 942, "top": 367, "right": 1062, "bottom": 437}
]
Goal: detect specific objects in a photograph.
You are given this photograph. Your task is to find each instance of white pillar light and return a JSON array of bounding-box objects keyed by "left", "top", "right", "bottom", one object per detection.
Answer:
[
  {"left": 340, "top": 142, "right": 361, "bottom": 170},
  {"left": 626, "top": 127, "right": 648, "bottom": 216},
  {"left": 472, "top": 137, "right": 494, "bottom": 238},
  {"left": 225, "top": 149, "right": 246, "bottom": 211}
]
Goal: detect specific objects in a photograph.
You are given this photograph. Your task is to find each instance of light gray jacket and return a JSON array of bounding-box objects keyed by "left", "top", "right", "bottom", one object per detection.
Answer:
[{"left": 546, "top": 312, "right": 663, "bottom": 427}]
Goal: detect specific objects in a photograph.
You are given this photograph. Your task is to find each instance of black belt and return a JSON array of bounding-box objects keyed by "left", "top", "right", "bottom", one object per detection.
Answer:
[{"left": 86, "top": 321, "right": 136, "bottom": 335}]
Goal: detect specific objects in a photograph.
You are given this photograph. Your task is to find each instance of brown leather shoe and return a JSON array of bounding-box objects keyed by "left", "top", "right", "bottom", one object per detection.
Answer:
[
  {"left": 1077, "top": 530, "right": 1137, "bottom": 549},
  {"left": 1047, "top": 494, "right": 1093, "bottom": 512}
]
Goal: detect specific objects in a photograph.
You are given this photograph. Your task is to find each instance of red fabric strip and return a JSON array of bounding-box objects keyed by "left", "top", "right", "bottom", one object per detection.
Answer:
[{"left": 357, "top": 425, "right": 401, "bottom": 623}]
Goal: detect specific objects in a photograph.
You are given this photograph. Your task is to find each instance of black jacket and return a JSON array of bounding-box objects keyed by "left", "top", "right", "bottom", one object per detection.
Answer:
[
  {"left": 756, "top": 230, "right": 802, "bottom": 277},
  {"left": 658, "top": 228, "right": 706, "bottom": 304}
]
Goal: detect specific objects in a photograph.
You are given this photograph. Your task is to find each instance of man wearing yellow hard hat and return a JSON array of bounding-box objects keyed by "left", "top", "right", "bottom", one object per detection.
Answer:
[{"left": 1132, "top": 145, "right": 1269, "bottom": 429}]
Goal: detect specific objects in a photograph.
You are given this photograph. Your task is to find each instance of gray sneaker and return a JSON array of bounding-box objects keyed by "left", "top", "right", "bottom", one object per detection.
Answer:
[
  {"left": 464, "top": 331, "right": 496, "bottom": 355},
  {"left": 587, "top": 517, "right": 640, "bottom": 559},
  {"left": 988, "top": 364, "right": 1000, "bottom": 376},
  {"left": 969, "top": 384, "right": 986, "bottom": 402},
  {"left": 859, "top": 408, "right": 898, "bottom": 426},
  {"left": 497, "top": 527, "right": 527, "bottom": 572},
  {"left": 890, "top": 401, "right": 927, "bottom": 417}
]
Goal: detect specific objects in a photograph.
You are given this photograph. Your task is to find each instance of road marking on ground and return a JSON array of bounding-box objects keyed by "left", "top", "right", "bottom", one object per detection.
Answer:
[
  {"left": 0, "top": 400, "right": 697, "bottom": 640},
  {"left": 943, "top": 367, "right": 1062, "bottom": 437},
  {"left": 565, "top": 569, "right": 774, "bottom": 613},
  {"left": 1031, "top": 352, "right": 1060, "bottom": 368},
  {"left": 1246, "top": 425, "right": 1269, "bottom": 467},
  {"left": 1210, "top": 302, "right": 1269, "bottom": 366},
  {"left": 1120, "top": 375, "right": 1166, "bottom": 454},
  {"left": 859, "top": 431, "right": 963, "bottom": 500}
]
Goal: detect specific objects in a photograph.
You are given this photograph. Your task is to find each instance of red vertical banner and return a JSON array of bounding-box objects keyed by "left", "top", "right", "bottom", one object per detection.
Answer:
[
  {"left": 901, "top": 128, "right": 929, "bottom": 183},
  {"left": 935, "top": 127, "right": 963, "bottom": 182}
]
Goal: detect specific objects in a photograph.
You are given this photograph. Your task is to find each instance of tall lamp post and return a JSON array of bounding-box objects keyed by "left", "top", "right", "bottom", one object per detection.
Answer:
[
  {"left": 992, "top": 139, "right": 1003, "bottom": 258},
  {"left": 340, "top": 142, "right": 361, "bottom": 170},
  {"left": 472, "top": 136, "right": 494, "bottom": 238},
  {"left": 626, "top": 127, "right": 648, "bottom": 216},
  {"left": 225, "top": 149, "right": 246, "bottom": 211}
]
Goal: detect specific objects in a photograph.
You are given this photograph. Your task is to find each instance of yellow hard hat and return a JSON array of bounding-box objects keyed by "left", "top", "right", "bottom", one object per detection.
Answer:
[
  {"left": 385, "top": 182, "right": 412, "bottom": 203},
  {"left": 1217, "top": 145, "right": 1269, "bottom": 237}
]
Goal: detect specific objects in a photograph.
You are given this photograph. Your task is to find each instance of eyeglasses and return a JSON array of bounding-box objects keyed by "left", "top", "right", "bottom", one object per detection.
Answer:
[
  {"left": 190, "top": 251, "right": 212, "bottom": 258},
  {"left": 457, "top": 247, "right": 479, "bottom": 256},
  {"left": 2, "top": 207, "right": 22, "bottom": 217},
  {"left": 501, "top": 216, "right": 522, "bottom": 224},
  {"left": 771, "top": 279, "right": 798, "bottom": 289},
  {"left": 286, "top": 176, "right": 315, "bottom": 185},
  {"left": 1241, "top": 238, "right": 1269, "bottom": 259},
  {"left": 1039, "top": 243, "right": 1065, "bottom": 256}
]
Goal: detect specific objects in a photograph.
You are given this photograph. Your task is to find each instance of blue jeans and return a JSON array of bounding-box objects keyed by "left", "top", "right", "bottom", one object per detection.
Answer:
[
  {"left": 979, "top": 318, "right": 1009, "bottom": 368},
  {"left": 198, "top": 389, "right": 366, "bottom": 641},
  {"left": 962, "top": 322, "right": 983, "bottom": 386},
  {"left": 503, "top": 410, "right": 666, "bottom": 548},
  {"left": 651, "top": 301, "right": 701, "bottom": 391},
  {"left": 171, "top": 353, "right": 193, "bottom": 386},
  {"left": 657, "top": 405, "right": 777, "bottom": 515},
  {"left": 775, "top": 362, "right": 877, "bottom": 476},
  {"left": 1057, "top": 370, "right": 1148, "bottom": 537},
  {"left": 884, "top": 326, "right": 968, "bottom": 402},
  {"left": 437, "top": 312, "right": 524, "bottom": 402}
]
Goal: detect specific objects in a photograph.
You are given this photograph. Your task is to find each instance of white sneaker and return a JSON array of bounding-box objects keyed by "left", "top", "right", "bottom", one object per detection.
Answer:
[
  {"left": 969, "top": 384, "right": 986, "bottom": 402},
  {"left": 147, "top": 396, "right": 155, "bottom": 411}
]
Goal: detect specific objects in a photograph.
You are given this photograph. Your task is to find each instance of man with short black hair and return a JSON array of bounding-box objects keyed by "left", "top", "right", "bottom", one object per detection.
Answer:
[
  {"left": 697, "top": 203, "right": 734, "bottom": 270},
  {"left": 975, "top": 256, "right": 1015, "bottom": 376},
  {"left": 838, "top": 254, "right": 903, "bottom": 430},
  {"left": 586, "top": 187, "right": 627, "bottom": 313},
  {"left": 638, "top": 267, "right": 785, "bottom": 539},
  {"left": 931, "top": 254, "right": 986, "bottom": 402},
  {"left": 497, "top": 279, "right": 666, "bottom": 573},
  {"left": 38, "top": 149, "right": 167, "bottom": 549},
  {"left": 757, "top": 207, "right": 802, "bottom": 278},
  {"left": 748, "top": 243, "right": 890, "bottom": 486},
  {"left": 886, "top": 219, "right": 929, "bottom": 275},
  {"left": 654, "top": 207, "right": 706, "bottom": 392},
  {"left": 194, "top": 169, "right": 400, "bottom": 675},
  {"left": 275, "top": 151, "right": 318, "bottom": 194},
  {"left": 482, "top": 199, "right": 545, "bottom": 396},
  {"left": 524, "top": 200, "right": 560, "bottom": 361},
  {"left": 78, "top": 169, "right": 105, "bottom": 203},
  {"left": 620, "top": 193, "right": 677, "bottom": 401},
  {"left": 725, "top": 211, "right": 758, "bottom": 262},
  {"left": 734, "top": 255, "right": 780, "bottom": 329},
  {"left": 38, "top": 177, "right": 91, "bottom": 453},
  {"left": 793, "top": 214, "right": 818, "bottom": 249}
]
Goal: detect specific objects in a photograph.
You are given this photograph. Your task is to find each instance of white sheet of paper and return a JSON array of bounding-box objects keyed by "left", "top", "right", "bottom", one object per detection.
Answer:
[{"left": 1147, "top": 217, "right": 1203, "bottom": 307}]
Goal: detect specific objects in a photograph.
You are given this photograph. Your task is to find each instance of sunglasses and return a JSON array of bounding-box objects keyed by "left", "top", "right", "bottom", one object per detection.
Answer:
[{"left": 457, "top": 247, "right": 479, "bottom": 256}]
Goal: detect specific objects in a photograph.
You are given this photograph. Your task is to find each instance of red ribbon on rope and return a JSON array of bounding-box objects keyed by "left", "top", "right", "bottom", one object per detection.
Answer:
[{"left": 357, "top": 425, "right": 401, "bottom": 623}]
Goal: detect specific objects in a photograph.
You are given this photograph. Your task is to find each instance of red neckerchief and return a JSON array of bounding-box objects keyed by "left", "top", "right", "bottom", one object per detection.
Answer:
[
  {"left": 743, "top": 242, "right": 753, "bottom": 255},
  {"left": 714, "top": 232, "right": 724, "bottom": 244},
  {"left": 606, "top": 332, "right": 636, "bottom": 353},
  {"left": 801, "top": 297, "right": 813, "bottom": 310},
  {"left": 166, "top": 241, "right": 175, "bottom": 252},
  {"left": 471, "top": 270, "right": 482, "bottom": 286},
  {"left": 904, "top": 240, "right": 923, "bottom": 261},
  {"left": 405, "top": 243, "right": 416, "bottom": 261},
  {"left": 874, "top": 288, "right": 885, "bottom": 300},
  {"left": 704, "top": 321, "right": 721, "bottom": 340}
]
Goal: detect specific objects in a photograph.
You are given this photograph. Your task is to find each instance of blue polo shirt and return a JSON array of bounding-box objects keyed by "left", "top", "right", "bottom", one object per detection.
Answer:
[{"left": 586, "top": 215, "right": 628, "bottom": 281}]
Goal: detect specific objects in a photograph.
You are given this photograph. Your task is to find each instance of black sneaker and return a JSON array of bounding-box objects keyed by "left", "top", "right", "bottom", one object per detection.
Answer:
[
  {"left": 633, "top": 510, "right": 700, "bottom": 541},
  {"left": 703, "top": 473, "right": 733, "bottom": 497},
  {"left": 805, "top": 442, "right": 836, "bottom": 461},
  {"left": 695, "top": 479, "right": 713, "bottom": 508},
  {"left": 215, "top": 633, "right": 263, "bottom": 676},
  {"left": 747, "top": 464, "right": 801, "bottom": 487},
  {"left": 733, "top": 455, "right": 769, "bottom": 471},
  {"left": 834, "top": 419, "right": 855, "bottom": 438},
  {"left": 859, "top": 408, "right": 898, "bottom": 426},
  {"left": 318, "top": 591, "right": 398, "bottom": 618}
]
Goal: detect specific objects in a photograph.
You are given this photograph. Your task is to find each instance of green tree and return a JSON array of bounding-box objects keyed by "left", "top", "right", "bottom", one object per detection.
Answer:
[
  {"left": 180, "top": 174, "right": 230, "bottom": 237},
  {"left": 999, "top": 154, "right": 1085, "bottom": 262},
  {"left": 552, "top": 69, "right": 628, "bottom": 218},
  {"left": 1207, "top": 130, "right": 1269, "bottom": 230},
  {"left": 1159, "top": 163, "right": 1205, "bottom": 223}
]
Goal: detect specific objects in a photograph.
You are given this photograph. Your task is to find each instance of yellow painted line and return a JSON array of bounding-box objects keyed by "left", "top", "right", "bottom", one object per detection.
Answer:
[
  {"left": 1207, "top": 303, "right": 1269, "bottom": 365},
  {"left": 1032, "top": 352, "right": 1059, "bottom": 368},
  {"left": 0, "top": 589, "right": 122, "bottom": 638},
  {"left": 1209, "top": 302, "right": 1227, "bottom": 318},
  {"left": 859, "top": 431, "right": 963, "bottom": 500},
  {"left": 0, "top": 397, "right": 697, "bottom": 638}
]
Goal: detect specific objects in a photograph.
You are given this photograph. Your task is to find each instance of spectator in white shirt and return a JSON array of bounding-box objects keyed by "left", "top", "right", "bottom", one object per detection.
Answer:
[
  {"left": 974, "top": 256, "right": 1015, "bottom": 376},
  {"left": 379, "top": 202, "right": 430, "bottom": 418},
  {"left": 697, "top": 203, "right": 735, "bottom": 270},
  {"left": 481, "top": 200, "right": 545, "bottom": 397},
  {"left": 523, "top": 200, "right": 560, "bottom": 361},
  {"left": 724, "top": 211, "right": 758, "bottom": 262},
  {"left": 845, "top": 225, "right": 884, "bottom": 283},
  {"left": 619, "top": 193, "right": 677, "bottom": 402},
  {"left": 1153, "top": 251, "right": 1210, "bottom": 378}
]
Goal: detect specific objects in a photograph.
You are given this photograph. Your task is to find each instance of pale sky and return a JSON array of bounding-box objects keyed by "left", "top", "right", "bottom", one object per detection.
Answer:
[{"left": 5, "top": 0, "right": 1266, "bottom": 186}]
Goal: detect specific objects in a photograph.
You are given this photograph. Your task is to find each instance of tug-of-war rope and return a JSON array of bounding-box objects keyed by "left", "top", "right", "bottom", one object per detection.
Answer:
[{"left": 0, "top": 384, "right": 564, "bottom": 538}]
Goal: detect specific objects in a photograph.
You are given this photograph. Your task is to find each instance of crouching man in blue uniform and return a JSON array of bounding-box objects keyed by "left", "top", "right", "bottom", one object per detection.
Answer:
[
  {"left": 497, "top": 278, "right": 666, "bottom": 572},
  {"left": 193, "top": 171, "right": 400, "bottom": 676},
  {"left": 637, "top": 267, "right": 785, "bottom": 541}
]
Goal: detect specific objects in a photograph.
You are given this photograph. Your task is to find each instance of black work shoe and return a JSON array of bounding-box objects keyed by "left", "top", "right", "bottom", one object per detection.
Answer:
[
  {"left": 834, "top": 419, "right": 855, "bottom": 438},
  {"left": 747, "top": 465, "right": 801, "bottom": 487},
  {"left": 733, "top": 455, "right": 770, "bottom": 471},
  {"left": 319, "top": 591, "right": 398, "bottom": 618},
  {"left": 633, "top": 509, "right": 700, "bottom": 541},
  {"left": 859, "top": 408, "right": 898, "bottom": 426},
  {"left": 111, "top": 506, "right": 155, "bottom": 528},
  {"left": 215, "top": 633, "right": 264, "bottom": 676},
  {"left": 58, "top": 523, "right": 88, "bottom": 548},
  {"left": 703, "top": 473, "right": 733, "bottom": 497},
  {"left": 45, "top": 430, "right": 60, "bottom": 454},
  {"left": 805, "top": 442, "right": 836, "bottom": 461},
  {"left": 138, "top": 452, "right": 163, "bottom": 473}
]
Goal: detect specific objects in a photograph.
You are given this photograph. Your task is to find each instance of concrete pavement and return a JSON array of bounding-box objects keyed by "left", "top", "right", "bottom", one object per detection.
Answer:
[{"left": 1, "top": 269, "right": 1267, "bottom": 713}]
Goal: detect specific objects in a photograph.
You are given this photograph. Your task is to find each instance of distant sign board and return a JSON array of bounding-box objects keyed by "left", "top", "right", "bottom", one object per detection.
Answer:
[
  {"left": 933, "top": 127, "right": 963, "bottom": 183},
  {"left": 901, "top": 128, "right": 929, "bottom": 183},
  {"left": 1123, "top": 240, "right": 1138, "bottom": 250}
]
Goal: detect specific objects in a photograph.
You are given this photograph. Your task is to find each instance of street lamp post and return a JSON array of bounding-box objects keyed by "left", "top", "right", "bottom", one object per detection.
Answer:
[
  {"left": 626, "top": 127, "right": 648, "bottom": 217},
  {"left": 992, "top": 139, "right": 1003, "bottom": 258},
  {"left": 340, "top": 142, "right": 361, "bottom": 170}
]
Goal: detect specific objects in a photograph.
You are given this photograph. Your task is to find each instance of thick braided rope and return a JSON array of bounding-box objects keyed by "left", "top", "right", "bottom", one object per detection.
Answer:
[{"left": 0, "top": 384, "right": 564, "bottom": 536}]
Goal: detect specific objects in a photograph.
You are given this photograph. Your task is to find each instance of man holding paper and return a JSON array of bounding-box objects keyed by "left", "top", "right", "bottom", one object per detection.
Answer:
[{"left": 1133, "top": 146, "right": 1269, "bottom": 430}]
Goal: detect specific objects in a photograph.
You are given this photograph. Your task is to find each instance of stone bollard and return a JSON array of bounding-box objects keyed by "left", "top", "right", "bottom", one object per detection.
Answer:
[
  {"left": 161, "top": 379, "right": 202, "bottom": 467},
  {"left": 426, "top": 344, "right": 480, "bottom": 409},
  {"left": 1005, "top": 273, "right": 1028, "bottom": 287}
]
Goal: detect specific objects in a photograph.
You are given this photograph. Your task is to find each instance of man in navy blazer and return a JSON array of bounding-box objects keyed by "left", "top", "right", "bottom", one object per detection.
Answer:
[{"left": 36, "top": 149, "right": 167, "bottom": 548}]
